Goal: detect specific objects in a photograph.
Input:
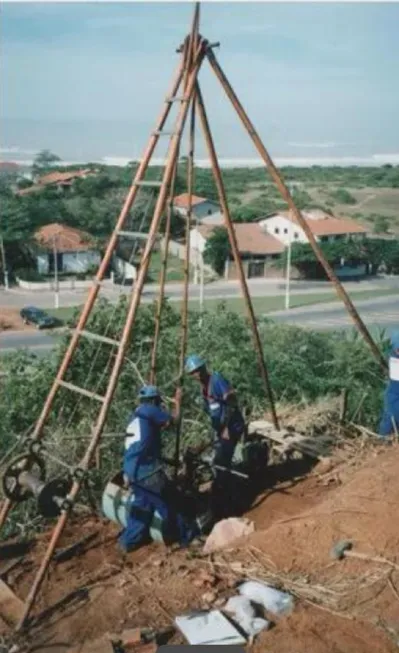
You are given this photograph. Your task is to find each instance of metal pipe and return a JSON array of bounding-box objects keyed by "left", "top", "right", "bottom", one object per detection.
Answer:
[
  {"left": 0, "top": 57, "right": 187, "bottom": 535},
  {"left": 195, "top": 81, "right": 280, "bottom": 430},
  {"left": 149, "top": 158, "right": 179, "bottom": 385},
  {"left": 174, "top": 92, "right": 197, "bottom": 478},
  {"left": 206, "top": 49, "right": 387, "bottom": 373},
  {"left": 15, "top": 46, "right": 206, "bottom": 631}
]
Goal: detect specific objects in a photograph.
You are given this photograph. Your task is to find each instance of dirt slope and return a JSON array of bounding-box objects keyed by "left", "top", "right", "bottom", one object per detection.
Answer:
[{"left": 2, "top": 444, "right": 399, "bottom": 652}]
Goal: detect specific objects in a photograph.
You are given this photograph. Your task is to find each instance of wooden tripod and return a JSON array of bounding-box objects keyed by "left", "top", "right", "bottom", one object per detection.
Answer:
[{"left": 0, "top": 2, "right": 386, "bottom": 632}]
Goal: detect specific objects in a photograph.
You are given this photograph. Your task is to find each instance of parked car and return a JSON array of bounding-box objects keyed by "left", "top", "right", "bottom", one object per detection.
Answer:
[{"left": 20, "top": 306, "right": 57, "bottom": 329}]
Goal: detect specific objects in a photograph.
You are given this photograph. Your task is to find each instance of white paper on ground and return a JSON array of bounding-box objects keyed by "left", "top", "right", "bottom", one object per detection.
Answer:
[
  {"left": 175, "top": 609, "right": 247, "bottom": 646},
  {"left": 224, "top": 595, "right": 270, "bottom": 637},
  {"left": 239, "top": 580, "right": 294, "bottom": 616}
]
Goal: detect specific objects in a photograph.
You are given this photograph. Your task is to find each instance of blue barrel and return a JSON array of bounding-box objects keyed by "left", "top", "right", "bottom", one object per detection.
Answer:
[{"left": 101, "top": 474, "right": 165, "bottom": 542}]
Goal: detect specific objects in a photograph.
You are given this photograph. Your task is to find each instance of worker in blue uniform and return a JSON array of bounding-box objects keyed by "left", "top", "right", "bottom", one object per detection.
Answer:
[
  {"left": 119, "top": 384, "right": 198, "bottom": 552},
  {"left": 379, "top": 331, "right": 399, "bottom": 437},
  {"left": 184, "top": 355, "right": 245, "bottom": 506}
]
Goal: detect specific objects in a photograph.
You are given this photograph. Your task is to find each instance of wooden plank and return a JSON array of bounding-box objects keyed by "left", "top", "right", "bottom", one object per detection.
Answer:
[
  {"left": 0, "top": 578, "right": 24, "bottom": 626},
  {"left": 248, "top": 420, "right": 331, "bottom": 460}
]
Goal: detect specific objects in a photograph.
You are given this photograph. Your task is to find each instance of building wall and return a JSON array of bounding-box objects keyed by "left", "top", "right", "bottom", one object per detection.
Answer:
[
  {"left": 260, "top": 215, "right": 306, "bottom": 245},
  {"left": 62, "top": 251, "right": 101, "bottom": 273},
  {"left": 224, "top": 255, "right": 282, "bottom": 281},
  {"left": 175, "top": 200, "right": 220, "bottom": 219},
  {"left": 260, "top": 215, "right": 366, "bottom": 246},
  {"left": 36, "top": 250, "right": 101, "bottom": 275}
]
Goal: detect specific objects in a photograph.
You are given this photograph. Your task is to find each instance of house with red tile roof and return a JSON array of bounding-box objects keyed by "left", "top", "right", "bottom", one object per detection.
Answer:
[
  {"left": 34, "top": 223, "right": 101, "bottom": 275},
  {"left": 258, "top": 210, "right": 370, "bottom": 279},
  {"left": 259, "top": 210, "right": 368, "bottom": 246},
  {"left": 16, "top": 168, "right": 96, "bottom": 196},
  {"left": 173, "top": 193, "right": 220, "bottom": 221},
  {"left": 190, "top": 222, "right": 285, "bottom": 280}
]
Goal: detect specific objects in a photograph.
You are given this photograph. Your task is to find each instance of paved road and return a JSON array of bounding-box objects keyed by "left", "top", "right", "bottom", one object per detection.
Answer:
[
  {"left": 1, "top": 295, "right": 397, "bottom": 356},
  {"left": 1, "top": 276, "right": 399, "bottom": 309}
]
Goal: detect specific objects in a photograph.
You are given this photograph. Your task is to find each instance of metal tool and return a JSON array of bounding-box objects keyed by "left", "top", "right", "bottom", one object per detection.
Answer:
[
  {"left": 330, "top": 539, "right": 399, "bottom": 571},
  {"left": 2, "top": 453, "right": 72, "bottom": 518}
]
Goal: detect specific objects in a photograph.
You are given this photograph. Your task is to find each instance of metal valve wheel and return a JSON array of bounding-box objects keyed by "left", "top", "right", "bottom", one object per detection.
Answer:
[{"left": 2, "top": 453, "right": 46, "bottom": 502}]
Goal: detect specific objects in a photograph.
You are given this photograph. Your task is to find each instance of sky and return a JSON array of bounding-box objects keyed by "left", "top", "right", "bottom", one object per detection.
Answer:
[{"left": 1, "top": 1, "right": 399, "bottom": 166}]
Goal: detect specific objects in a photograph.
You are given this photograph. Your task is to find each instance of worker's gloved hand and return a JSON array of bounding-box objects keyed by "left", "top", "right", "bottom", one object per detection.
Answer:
[
  {"left": 220, "top": 428, "right": 230, "bottom": 441},
  {"left": 174, "top": 387, "right": 183, "bottom": 404}
]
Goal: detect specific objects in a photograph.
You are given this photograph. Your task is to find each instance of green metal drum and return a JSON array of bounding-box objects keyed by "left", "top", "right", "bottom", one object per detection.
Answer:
[{"left": 101, "top": 473, "right": 165, "bottom": 542}]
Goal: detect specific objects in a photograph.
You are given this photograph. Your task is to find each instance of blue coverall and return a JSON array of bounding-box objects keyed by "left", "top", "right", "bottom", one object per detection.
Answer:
[
  {"left": 119, "top": 403, "right": 198, "bottom": 552},
  {"left": 379, "top": 337, "right": 399, "bottom": 437},
  {"left": 201, "top": 372, "right": 245, "bottom": 475}
]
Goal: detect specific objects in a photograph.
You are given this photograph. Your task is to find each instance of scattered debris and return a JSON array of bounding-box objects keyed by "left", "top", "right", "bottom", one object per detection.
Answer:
[
  {"left": 0, "top": 579, "right": 24, "bottom": 627},
  {"left": 203, "top": 517, "right": 255, "bottom": 554},
  {"left": 239, "top": 580, "right": 294, "bottom": 616},
  {"left": 54, "top": 532, "right": 99, "bottom": 563},
  {"left": 224, "top": 595, "right": 270, "bottom": 637},
  {"left": 175, "top": 609, "right": 247, "bottom": 646}
]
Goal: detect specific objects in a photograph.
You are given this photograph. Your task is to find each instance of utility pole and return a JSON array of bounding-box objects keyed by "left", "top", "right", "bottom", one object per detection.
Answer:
[
  {"left": 199, "top": 251, "right": 204, "bottom": 326},
  {"left": 53, "top": 235, "right": 59, "bottom": 309},
  {"left": 284, "top": 220, "right": 292, "bottom": 311},
  {"left": 284, "top": 183, "right": 294, "bottom": 311},
  {"left": 0, "top": 235, "right": 9, "bottom": 290}
]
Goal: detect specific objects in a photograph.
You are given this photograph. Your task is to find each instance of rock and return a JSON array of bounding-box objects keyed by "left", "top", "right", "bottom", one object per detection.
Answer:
[
  {"left": 201, "top": 591, "right": 217, "bottom": 604},
  {"left": 203, "top": 518, "right": 255, "bottom": 554}
]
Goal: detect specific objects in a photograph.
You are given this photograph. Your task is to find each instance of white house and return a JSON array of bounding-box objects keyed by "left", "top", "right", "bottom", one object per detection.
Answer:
[
  {"left": 258, "top": 210, "right": 370, "bottom": 279},
  {"left": 258, "top": 210, "right": 368, "bottom": 246},
  {"left": 173, "top": 193, "right": 220, "bottom": 221},
  {"left": 34, "top": 223, "right": 101, "bottom": 275}
]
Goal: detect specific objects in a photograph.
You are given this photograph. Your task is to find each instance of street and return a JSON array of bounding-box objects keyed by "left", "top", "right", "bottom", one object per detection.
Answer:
[
  {"left": 1, "top": 276, "right": 399, "bottom": 309},
  {"left": 1, "top": 294, "right": 397, "bottom": 356}
]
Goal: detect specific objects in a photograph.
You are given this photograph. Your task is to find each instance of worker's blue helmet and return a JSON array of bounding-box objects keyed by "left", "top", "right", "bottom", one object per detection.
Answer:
[
  {"left": 138, "top": 384, "right": 161, "bottom": 400},
  {"left": 185, "top": 354, "right": 206, "bottom": 375}
]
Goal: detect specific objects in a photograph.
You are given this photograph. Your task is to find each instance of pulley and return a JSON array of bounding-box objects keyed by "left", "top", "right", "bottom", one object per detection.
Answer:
[{"left": 2, "top": 453, "right": 73, "bottom": 518}]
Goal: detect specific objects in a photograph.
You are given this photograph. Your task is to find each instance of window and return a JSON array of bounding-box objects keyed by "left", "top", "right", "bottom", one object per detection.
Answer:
[
  {"left": 294, "top": 232, "right": 299, "bottom": 239},
  {"left": 284, "top": 228, "right": 288, "bottom": 234},
  {"left": 274, "top": 228, "right": 280, "bottom": 234},
  {"left": 207, "top": 209, "right": 212, "bottom": 215}
]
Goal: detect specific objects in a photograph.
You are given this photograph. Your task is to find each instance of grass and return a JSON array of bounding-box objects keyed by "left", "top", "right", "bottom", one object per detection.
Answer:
[
  {"left": 47, "top": 288, "right": 397, "bottom": 323},
  {"left": 147, "top": 250, "right": 197, "bottom": 283}
]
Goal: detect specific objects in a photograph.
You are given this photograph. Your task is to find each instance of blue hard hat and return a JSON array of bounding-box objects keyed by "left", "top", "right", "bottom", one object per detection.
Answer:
[
  {"left": 138, "top": 384, "right": 161, "bottom": 400},
  {"left": 185, "top": 354, "right": 206, "bottom": 374}
]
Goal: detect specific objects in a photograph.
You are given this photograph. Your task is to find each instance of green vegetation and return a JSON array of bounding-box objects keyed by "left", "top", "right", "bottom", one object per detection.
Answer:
[
  {"left": 203, "top": 227, "right": 231, "bottom": 275},
  {"left": 0, "top": 299, "right": 390, "bottom": 538},
  {"left": 1, "top": 150, "right": 399, "bottom": 285},
  {"left": 278, "top": 239, "right": 399, "bottom": 277},
  {"left": 329, "top": 188, "right": 357, "bottom": 205}
]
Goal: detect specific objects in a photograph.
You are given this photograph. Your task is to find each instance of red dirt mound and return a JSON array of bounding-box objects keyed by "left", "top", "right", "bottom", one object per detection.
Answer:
[{"left": 2, "top": 445, "right": 399, "bottom": 652}]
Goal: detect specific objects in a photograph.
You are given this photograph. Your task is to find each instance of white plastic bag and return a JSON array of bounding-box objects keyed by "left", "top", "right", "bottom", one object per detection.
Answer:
[
  {"left": 239, "top": 580, "right": 294, "bottom": 616},
  {"left": 224, "top": 595, "right": 270, "bottom": 637}
]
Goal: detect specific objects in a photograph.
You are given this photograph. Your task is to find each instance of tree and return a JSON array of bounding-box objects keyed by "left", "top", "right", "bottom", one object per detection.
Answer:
[
  {"left": 329, "top": 188, "right": 357, "bottom": 205},
  {"left": 203, "top": 227, "right": 231, "bottom": 276},
  {"left": 373, "top": 215, "right": 391, "bottom": 234},
  {"left": 32, "top": 149, "right": 62, "bottom": 179}
]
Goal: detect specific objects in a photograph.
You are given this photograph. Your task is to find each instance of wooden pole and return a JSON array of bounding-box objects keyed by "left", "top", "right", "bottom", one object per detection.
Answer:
[
  {"left": 195, "top": 81, "right": 279, "bottom": 430},
  {"left": 206, "top": 48, "right": 387, "bottom": 374}
]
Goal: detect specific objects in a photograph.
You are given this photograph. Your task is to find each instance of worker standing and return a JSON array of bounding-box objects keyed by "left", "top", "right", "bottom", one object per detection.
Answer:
[
  {"left": 119, "top": 385, "right": 198, "bottom": 552},
  {"left": 184, "top": 355, "right": 245, "bottom": 513},
  {"left": 378, "top": 332, "right": 399, "bottom": 438}
]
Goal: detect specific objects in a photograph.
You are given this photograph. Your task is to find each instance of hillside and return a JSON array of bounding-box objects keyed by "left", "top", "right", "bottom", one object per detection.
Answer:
[{"left": 2, "top": 402, "right": 399, "bottom": 653}]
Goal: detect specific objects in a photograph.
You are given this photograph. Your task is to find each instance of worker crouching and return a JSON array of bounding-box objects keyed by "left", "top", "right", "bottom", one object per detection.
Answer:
[
  {"left": 379, "top": 332, "right": 399, "bottom": 438},
  {"left": 185, "top": 355, "right": 245, "bottom": 517},
  {"left": 119, "top": 385, "right": 199, "bottom": 553}
]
